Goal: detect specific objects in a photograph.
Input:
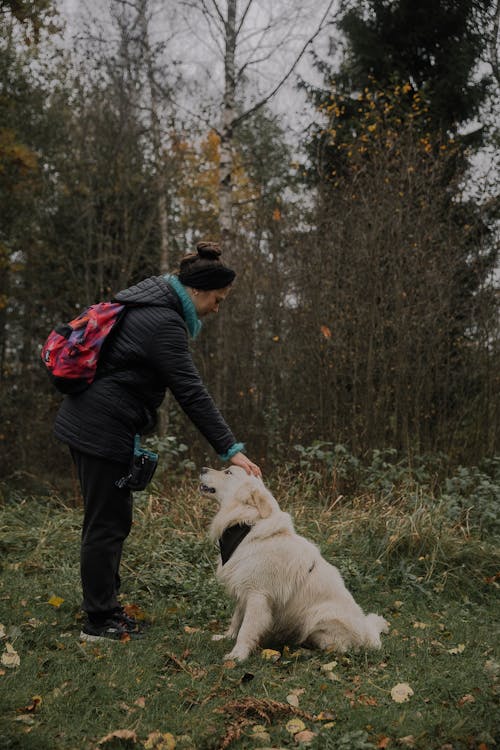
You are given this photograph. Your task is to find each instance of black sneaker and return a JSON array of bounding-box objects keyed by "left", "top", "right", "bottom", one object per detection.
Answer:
[{"left": 79, "top": 617, "right": 143, "bottom": 642}]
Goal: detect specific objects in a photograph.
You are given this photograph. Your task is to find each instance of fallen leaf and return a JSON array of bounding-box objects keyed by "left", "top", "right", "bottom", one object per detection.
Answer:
[
  {"left": 252, "top": 727, "right": 271, "bottom": 743},
  {"left": 326, "top": 671, "right": 341, "bottom": 682},
  {"left": 447, "top": 644, "right": 465, "bottom": 655},
  {"left": 286, "top": 718, "right": 306, "bottom": 735},
  {"left": 484, "top": 659, "right": 499, "bottom": 679},
  {"left": 261, "top": 648, "right": 281, "bottom": 662},
  {"left": 287, "top": 694, "right": 300, "bottom": 707},
  {"left": 183, "top": 625, "right": 200, "bottom": 634},
  {"left": 358, "top": 694, "right": 378, "bottom": 706},
  {"left": 315, "top": 711, "right": 335, "bottom": 721},
  {"left": 320, "top": 325, "right": 332, "bottom": 339},
  {"left": 134, "top": 696, "right": 146, "bottom": 709},
  {"left": 294, "top": 730, "right": 316, "bottom": 745},
  {"left": 15, "top": 715, "right": 36, "bottom": 725},
  {"left": 18, "top": 696, "right": 42, "bottom": 713},
  {"left": 457, "top": 694, "right": 475, "bottom": 706},
  {"left": 321, "top": 661, "right": 338, "bottom": 671},
  {"left": 1, "top": 643, "right": 20, "bottom": 669},
  {"left": 98, "top": 729, "right": 138, "bottom": 745},
  {"left": 47, "top": 595, "right": 64, "bottom": 608},
  {"left": 398, "top": 737, "right": 415, "bottom": 747},
  {"left": 0, "top": 624, "right": 5, "bottom": 639},
  {"left": 143, "top": 732, "right": 176, "bottom": 750},
  {"left": 378, "top": 737, "right": 391, "bottom": 748},
  {"left": 123, "top": 603, "right": 147, "bottom": 621},
  {"left": 223, "top": 659, "right": 237, "bottom": 669},
  {"left": 412, "top": 622, "right": 428, "bottom": 629},
  {"left": 390, "top": 683, "right": 414, "bottom": 703}
]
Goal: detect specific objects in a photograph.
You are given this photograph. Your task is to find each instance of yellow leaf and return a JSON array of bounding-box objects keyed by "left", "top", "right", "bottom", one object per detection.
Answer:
[
  {"left": 447, "top": 644, "right": 465, "bottom": 655},
  {"left": 1, "top": 643, "right": 20, "bottom": 669},
  {"left": 261, "top": 648, "right": 281, "bottom": 662},
  {"left": 286, "top": 718, "right": 306, "bottom": 735},
  {"left": 398, "top": 737, "right": 416, "bottom": 747},
  {"left": 0, "top": 623, "right": 5, "bottom": 639},
  {"left": 315, "top": 711, "right": 335, "bottom": 721},
  {"left": 272, "top": 208, "right": 281, "bottom": 221},
  {"left": 390, "top": 683, "right": 414, "bottom": 703},
  {"left": 183, "top": 625, "right": 200, "bottom": 634},
  {"left": 321, "top": 660, "right": 338, "bottom": 671},
  {"left": 412, "top": 621, "right": 428, "bottom": 629},
  {"left": 97, "top": 729, "right": 138, "bottom": 745},
  {"left": 287, "top": 693, "right": 300, "bottom": 707},
  {"left": 48, "top": 595, "right": 64, "bottom": 608},
  {"left": 144, "top": 732, "right": 176, "bottom": 750}
]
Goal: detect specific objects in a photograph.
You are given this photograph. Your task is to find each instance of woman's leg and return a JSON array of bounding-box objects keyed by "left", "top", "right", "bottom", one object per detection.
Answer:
[{"left": 71, "top": 448, "right": 133, "bottom": 623}]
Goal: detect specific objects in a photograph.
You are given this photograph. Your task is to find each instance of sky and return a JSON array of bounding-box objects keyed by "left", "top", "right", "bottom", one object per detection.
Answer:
[
  {"left": 57, "top": 0, "right": 338, "bottom": 139},
  {"left": 56, "top": 0, "right": 498, "bottom": 210}
]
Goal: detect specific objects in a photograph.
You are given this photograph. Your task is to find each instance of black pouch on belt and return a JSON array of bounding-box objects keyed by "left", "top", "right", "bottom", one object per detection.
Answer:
[{"left": 116, "top": 435, "right": 158, "bottom": 491}]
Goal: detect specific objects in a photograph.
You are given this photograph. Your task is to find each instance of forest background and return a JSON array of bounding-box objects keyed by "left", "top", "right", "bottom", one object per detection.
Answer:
[{"left": 0, "top": 0, "right": 499, "bottom": 489}]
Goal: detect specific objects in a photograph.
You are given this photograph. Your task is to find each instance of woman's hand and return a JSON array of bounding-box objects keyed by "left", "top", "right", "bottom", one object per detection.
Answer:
[{"left": 230, "top": 452, "right": 262, "bottom": 478}]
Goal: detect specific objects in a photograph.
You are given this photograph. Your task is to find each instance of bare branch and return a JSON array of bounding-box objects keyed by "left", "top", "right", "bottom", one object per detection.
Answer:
[
  {"left": 236, "top": 0, "right": 255, "bottom": 38},
  {"left": 232, "top": 0, "right": 338, "bottom": 128},
  {"left": 208, "top": 0, "right": 226, "bottom": 28},
  {"left": 490, "top": 0, "right": 500, "bottom": 86}
]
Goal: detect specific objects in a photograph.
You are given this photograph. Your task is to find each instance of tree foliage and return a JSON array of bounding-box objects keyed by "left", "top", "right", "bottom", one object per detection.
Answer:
[{"left": 0, "top": 0, "right": 498, "bottom": 483}]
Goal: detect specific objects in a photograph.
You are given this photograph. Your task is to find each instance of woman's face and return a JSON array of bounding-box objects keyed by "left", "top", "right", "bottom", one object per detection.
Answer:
[{"left": 189, "top": 286, "right": 231, "bottom": 317}]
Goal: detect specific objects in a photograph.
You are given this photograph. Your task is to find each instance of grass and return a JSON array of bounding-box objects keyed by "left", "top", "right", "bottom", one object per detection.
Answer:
[{"left": 0, "top": 469, "right": 499, "bottom": 750}]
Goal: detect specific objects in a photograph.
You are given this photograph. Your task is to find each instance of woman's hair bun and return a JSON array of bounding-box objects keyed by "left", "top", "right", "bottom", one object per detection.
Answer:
[{"left": 196, "top": 241, "right": 221, "bottom": 260}]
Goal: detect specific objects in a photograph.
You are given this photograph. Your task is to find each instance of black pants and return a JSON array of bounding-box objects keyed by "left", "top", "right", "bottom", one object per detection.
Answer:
[{"left": 70, "top": 448, "right": 133, "bottom": 623}]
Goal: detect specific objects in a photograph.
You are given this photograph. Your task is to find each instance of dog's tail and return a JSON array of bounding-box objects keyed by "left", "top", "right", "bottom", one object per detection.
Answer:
[{"left": 364, "top": 613, "right": 390, "bottom": 648}]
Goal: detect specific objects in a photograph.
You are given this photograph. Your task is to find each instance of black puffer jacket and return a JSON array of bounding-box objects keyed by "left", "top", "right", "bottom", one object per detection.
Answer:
[{"left": 54, "top": 276, "right": 237, "bottom": 462}]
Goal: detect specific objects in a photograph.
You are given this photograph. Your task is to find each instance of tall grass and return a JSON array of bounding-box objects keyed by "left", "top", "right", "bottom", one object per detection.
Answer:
[{"left": 0, "top": 452, "right": 499, "bottom": 750}]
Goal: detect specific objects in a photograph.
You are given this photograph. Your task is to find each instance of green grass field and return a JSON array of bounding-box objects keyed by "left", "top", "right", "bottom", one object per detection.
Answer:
[{"left": 0, "top": 463, "right": 499, "bottom": 750}]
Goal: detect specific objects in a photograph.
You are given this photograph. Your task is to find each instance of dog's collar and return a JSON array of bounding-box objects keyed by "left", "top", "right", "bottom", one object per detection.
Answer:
[{"left": 219, "top": 523, "right": 252, "bottom": 565}]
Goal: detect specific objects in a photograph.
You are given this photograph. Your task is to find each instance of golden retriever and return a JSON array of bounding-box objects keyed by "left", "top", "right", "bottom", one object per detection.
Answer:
[{"left": 200, "top": 466, "right": 389, "bottom": 662}]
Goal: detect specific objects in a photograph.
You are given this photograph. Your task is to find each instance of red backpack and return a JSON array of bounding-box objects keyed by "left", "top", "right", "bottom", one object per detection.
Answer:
[{"left": 41, "top": 301, "right": 127, "bottom": 394}]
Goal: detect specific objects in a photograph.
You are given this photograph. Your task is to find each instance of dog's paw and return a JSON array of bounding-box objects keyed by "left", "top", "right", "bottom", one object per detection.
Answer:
[{"left": 224, "top": 645, "right": 250, "bottom": 662}]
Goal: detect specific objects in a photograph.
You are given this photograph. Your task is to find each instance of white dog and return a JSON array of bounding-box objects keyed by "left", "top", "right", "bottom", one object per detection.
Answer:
[{"left": 200, "top": 466, "right": 389, "bottom": 662}]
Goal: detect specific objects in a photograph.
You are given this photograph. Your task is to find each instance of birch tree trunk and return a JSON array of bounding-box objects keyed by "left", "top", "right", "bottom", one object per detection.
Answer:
[
  {"left": 137, "top": 0, "right": 170, "bottom": 273},
  {"left": 220, "top": 0, "right": 237, "bottom": 253}
]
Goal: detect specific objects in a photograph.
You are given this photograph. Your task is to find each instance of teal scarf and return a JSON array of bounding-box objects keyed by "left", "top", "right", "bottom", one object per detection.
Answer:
[{"left": 165, "top": 274, "right": 202, "bottom": 339}]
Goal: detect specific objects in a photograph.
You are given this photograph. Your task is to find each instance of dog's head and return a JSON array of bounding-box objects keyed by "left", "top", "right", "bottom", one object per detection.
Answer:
[{"left": 200, "top": 466, "right": 275, "bottom": 520}]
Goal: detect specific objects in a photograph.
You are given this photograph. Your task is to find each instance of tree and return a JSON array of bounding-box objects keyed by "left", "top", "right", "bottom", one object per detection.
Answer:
[
  {"left": 183, "top": 0, "right": 335, "bottom": 250},
  {"left": 297, "top": 0, "right": 499, "bottom": 458}
]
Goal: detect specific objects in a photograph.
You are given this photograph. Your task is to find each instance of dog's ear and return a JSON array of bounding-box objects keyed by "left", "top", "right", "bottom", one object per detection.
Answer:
[{"left": 246, "top": 488, "right": 273, "bottom": 519}]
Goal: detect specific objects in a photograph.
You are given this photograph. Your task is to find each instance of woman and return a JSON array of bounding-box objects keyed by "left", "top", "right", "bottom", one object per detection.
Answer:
[{"left": 54, "top": 242, "right": 261, "bottom": 642}]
